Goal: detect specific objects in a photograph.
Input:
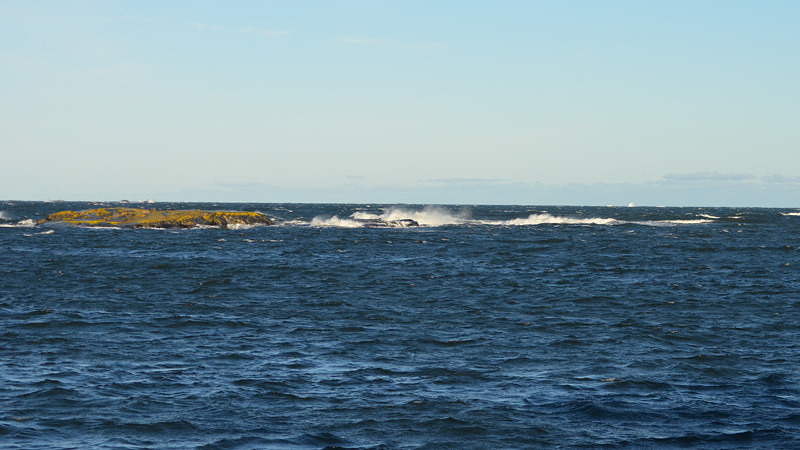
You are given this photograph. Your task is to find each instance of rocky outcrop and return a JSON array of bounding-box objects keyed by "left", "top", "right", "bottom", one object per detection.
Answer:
[
  {"left": 38, "top": 207, "right": 273, "bottom": 229},
  {"left": 358, "top": 218, "right": 419, "bottom": 228}
]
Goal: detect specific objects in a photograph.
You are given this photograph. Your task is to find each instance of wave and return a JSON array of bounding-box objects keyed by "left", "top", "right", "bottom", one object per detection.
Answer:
[
  {"left": 226, "top": 223, "right": 269, "bottom": 230},
  {"left": 311, "top": 206, "right": 467, "bottom": 228},
  {"left": 305, "top": 208, "right": 717, "bottom": 228},
  {"left": 638, "top": 219, "right": 716, "bottom": 226},
  {"left": 350, "top": 206, "right": 468, "bottom": 226},
  {"left": 310, "top": 216, "right": 364, "bottom": 228},
  {"left": 475, "top": 213, "right": 714, "bottom": 227},
  {"left": 490, "top": 213, "right": 621, "bottom": 226},
  {"left": 781, "top": 212, "right": 800, "bottom": 217},
  {"left": 0, "top": 218, "right": 37, "bottom": 228}
]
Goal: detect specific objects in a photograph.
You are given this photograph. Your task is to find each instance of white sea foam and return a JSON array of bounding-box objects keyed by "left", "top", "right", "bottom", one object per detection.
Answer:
[
  {"left": 352, "top": 206, "right": 467, "bottom": 227},
  {"left": 0, "top": 212, "right": 37, "bottom": 228},
  {"left": 280, "top": 219, "right": 309, "bottom": 227},
  {"left": 310, "top": 216, "right": 363, "bottom": 228},
  {"left": 499, "top": 213, "right": 621, "bottom": 226},
  {"left": 309, "top": 209, "right": 717, "bottom": 228},
  {"left": 309, "top": 206, "right": 469, "bottom": 228},
  {"left": 475, "top": 214, "right": 714, "bottom": 227},
  {"left": 14, "top": 219, "right": 36, "bottom": 228},
  {"left": 781, "top": 212, "right": 800, "bottom": 217},
  {"left": 662, "top": 219, "right": 715, "bottom": 224},
  {"left": 638, "top": 219, "right": 716, "bottom": 226},
  {"left": 227, "top": 223, "right": 267, "bottom": 230}
]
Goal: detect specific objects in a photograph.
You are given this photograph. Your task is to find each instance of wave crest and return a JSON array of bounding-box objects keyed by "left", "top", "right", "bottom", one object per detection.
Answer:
[
  {"left": 310, "top": 216, "right": 363, "bottom": 228},
  {"left": 501, "top": 213, "right": 620, "bottom": 226},
  {"left": 352, "top": 206, "right": 467, "bottom": 227},
  {"left": 0, "top": 218, "right": 37, "bottom": 228},
  {"left": 305, "top": 207, "right": 719, "bottom": 228}
]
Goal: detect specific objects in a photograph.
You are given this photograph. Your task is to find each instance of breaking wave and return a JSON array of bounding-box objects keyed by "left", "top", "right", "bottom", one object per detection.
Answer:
[
  {"left": 226, "top": 223, "right": 269, "bottom": 231},
  {"left": 488, "top": 214, "right": 621, "bottom": 226},
  {"left": 0, "top": 216, "right": 37, "bottom": 228},
  {"left": 310, "top": 216, "right": 364, "bottom": 228},
  {"left": 477, "top": 215, "right": 715, "bottom": 227},
  {"left": 351, "top": 206, "right": 468, "bottom": 226},
  {"left": 306, "top": 207, "right": 718, "bottom": 228},
  {"left": 310, "top": 206, "right": 467, "bottom": 228},
  {"left": 648, "top": 219, "right": 716, "bottom": 225}
]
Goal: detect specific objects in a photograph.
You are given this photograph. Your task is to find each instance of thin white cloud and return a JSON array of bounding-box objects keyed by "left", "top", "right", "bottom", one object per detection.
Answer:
[
  {"left": 762, "top": 174, "right": 800, "bottom": 183},
  {"left": 342, "top": 37, "right": 384, "bottom": 46},
  {"left": 188, "top": 22, "right": 224, "bottom": 31},
  {"left": 426, "top": 177, "right": 509, "bottom": 184},
  {"left": 341, "top": 37, "right": 446, "bottom": 51},
  {"left": 83, "top": 62, "right": 151, "bottom": 77},
  {"left": 188, "top": 23, "right": 290, "bottom": 38},
  {"left": 414, "top": 42, "right": 447, "bottom": 50},
  {"left": 238, "top": 27, "right": 289, "bottom": 37},
  {"left": 663, "top": 172, "right": 756, "bottom": 183}
]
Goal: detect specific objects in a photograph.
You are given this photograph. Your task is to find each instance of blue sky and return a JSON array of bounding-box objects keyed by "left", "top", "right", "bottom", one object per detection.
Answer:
[{"left": 2, "top": 1, "right": 798, "bottom": 206}]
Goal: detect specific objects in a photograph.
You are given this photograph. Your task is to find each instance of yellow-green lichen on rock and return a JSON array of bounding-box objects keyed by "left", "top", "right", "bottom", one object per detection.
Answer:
[{"left": 39, "top": 208, "right": 273, "bottom": 229}]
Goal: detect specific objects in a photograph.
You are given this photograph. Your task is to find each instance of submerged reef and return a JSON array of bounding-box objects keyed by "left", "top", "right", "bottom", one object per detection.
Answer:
[{"left": 38, "top": 207, "right": 273, "bottom": 229}]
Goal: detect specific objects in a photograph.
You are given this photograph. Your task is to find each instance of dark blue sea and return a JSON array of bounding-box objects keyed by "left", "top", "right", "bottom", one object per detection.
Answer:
[{"left": 3, "top": 201, "right": 800, "bottom": 449}]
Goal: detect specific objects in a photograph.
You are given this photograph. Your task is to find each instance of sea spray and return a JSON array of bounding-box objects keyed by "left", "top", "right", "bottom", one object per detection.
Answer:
[
  {"left": 351, "top": 205, "right": 469, "bottom": 227},
  {"left": 310, "top": 215, "right": 364, "bottom": 228},
  {"left": 503, "top": 213, "right": 621, "bottom": 226},
  {"left": 309, "top": 207, "right": 720, "bottom": 228}
]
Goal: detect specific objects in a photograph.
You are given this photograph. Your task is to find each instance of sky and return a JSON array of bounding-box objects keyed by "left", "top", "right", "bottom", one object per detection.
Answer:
[{"left": 1, "top": 0, "right": 799, "bottom": 206}]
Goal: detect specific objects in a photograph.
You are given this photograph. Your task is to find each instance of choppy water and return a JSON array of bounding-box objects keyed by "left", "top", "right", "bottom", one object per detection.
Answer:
[{"left": 2, "top": 201, "right": 800, "bottom": 448}]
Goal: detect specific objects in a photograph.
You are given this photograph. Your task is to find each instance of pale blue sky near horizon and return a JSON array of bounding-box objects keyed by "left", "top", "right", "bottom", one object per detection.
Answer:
[{"left": 2, "top": 1, "right": 798, "bottom": 206}]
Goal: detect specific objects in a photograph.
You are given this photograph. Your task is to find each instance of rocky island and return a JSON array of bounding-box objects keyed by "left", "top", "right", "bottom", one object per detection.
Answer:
[{"left": 38, "top": 207, "right": 273, "bottom": 229}]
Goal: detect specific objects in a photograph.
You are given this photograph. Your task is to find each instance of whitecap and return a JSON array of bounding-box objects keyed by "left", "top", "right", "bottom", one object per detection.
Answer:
[
  {"left": 280, "top": 219, "right": 310, "bottom": 227},
  {"left": 638, "top": 219, "right": 716, "bottom": 226},
  {"left": 352, "top": 206, "right": 467, "bottom": 227},
  {"left": 477, "top": 213, "right": 714, "bottom": 227},
  {"left": 502, "top": 213, "right": 620, "bottom": 226},
  {"left": 8, "top": 219, "right": 38, "bottom": 228},
  {"left": 351, "top": 211, "right": 381, "bottom": 221},
  {"left": 227, "top": 223, "right": 268, "bottom": 230},
  {"left": 310, "top": 216, "right": 363, "bottom": 228}
]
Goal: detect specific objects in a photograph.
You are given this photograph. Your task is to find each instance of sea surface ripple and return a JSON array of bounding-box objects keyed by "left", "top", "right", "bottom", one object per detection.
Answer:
[{"left": 2, "top": 202, "right": 800, "bottom": 448}]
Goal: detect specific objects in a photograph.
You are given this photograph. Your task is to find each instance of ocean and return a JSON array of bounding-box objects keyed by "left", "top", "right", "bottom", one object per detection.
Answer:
[{"left": 2, "top": 201, "right": 800, "bottom": 448}]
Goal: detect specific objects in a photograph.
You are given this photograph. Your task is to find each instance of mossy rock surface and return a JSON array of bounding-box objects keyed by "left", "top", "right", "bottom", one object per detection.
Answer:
[{"left": 39, "top": 207, "right": 273, "bottom": 229}]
